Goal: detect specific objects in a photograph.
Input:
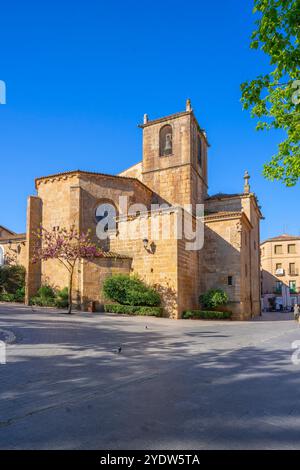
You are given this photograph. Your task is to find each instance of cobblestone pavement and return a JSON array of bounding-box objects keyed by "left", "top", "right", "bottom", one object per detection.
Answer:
[{"left": 0, "top": 303, "right": 300, "bottom": 449}]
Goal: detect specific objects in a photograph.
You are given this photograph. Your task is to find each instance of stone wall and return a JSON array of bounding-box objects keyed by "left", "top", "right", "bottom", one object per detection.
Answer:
[
  {"left": 177, "top": 236, "right": 199, "bottom": 315},
  {"left": 31, "top": 171, "right": 153, "bottom": 309},
  {"left": 202, "top": 213, "right": 261, "bottom": 319},
  {"left": 0, "top": 239, "right": 27, "bottom": 267},
  {"left": 141, "top": 112, "right": 208, "bottom": 211},
  {"left": 109, "top": 210, "right": 180, "bottom": 318},
  {"left": 241, "top": 195, "right": 261, "bottom": 316},
  {"left": 119, "top": 162, "right": 143, "bottom": 180},
  {"left": 80, "top": 257, "right": 132, "bottom": 310},
  {"left": 25, "top": 196, "right": 42, "bottom": 303},
  {"left": 205, "top": 195, "right": 243, "bottom": 213},
  {"left": 203, "top": 216, "right": 242, "bottom": 316}
]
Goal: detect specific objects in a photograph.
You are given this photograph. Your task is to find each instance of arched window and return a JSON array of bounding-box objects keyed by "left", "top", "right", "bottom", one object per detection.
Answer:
[
  {"left": 159, "top": 125, "right": 172, "bottom": 156},
  {"left": 197, "top": 135, "right": 202, "bottom": 167},
  {"left": 0, "top": 246, "right": 4, "bottom": 266}
]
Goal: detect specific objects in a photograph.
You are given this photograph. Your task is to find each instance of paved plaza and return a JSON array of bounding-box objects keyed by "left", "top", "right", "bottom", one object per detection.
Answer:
[{"left": 0, "top": 304, "right": 300, "bottom": 449}]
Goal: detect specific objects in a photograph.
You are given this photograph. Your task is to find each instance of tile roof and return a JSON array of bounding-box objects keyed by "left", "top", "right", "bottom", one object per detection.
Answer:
[
  {"left": 261, "top": 234, "right": 300, "bottom": 244},
  {"left": 0, "top": 225, "right": 16, "bottom": 236},
  {"left": 0, "top": 233, "right": 26, "bottom": 242},
  {"left": 99, "top": 250, "right": 131, "bottom": 259},
  {"left": 35, "top": 169, "right": 153, "bottom": 193},
  {"left": 206, "top": 193, "right": 242, "bottom": 200}
]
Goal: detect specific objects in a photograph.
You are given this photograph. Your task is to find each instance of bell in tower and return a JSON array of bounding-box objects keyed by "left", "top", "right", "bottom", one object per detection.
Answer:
[
  {"left": 164, "top": 133, "right": 172, "bottom": 155},
  {"left": 159, "top": 125, "right": 173, "bottom": 156}
]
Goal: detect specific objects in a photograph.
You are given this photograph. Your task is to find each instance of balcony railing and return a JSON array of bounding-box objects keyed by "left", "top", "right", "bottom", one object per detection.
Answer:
[{"left": 272, "top": 286, "right": 300, "bottom": 295}]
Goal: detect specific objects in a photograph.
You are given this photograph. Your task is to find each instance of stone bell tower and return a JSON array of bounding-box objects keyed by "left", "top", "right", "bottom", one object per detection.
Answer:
[{"left": 139, "top": 100, "right": 209, "bottom": 211}]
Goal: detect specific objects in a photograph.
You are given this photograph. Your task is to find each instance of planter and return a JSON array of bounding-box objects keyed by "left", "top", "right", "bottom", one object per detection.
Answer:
[{"left": 87, "top": 301, "right": 96, "bottom": 313}]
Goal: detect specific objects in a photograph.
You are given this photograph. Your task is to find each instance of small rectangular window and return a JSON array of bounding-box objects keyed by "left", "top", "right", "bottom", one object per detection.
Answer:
[
  {"left": 289, "top": 280, "right": 296, "bottom": 293},
  {"left": 276, "top": 263, "right": 282, "bottom": 270},
  {"left": 275, "top": 245, "right": 283, "bottom": 254},
  {"left": 289, "top": 263, "right": 296, "bottom": 275},
  {"left": 288, "top": 244, "right": 296, "bottom": 254},
  {"left": 228, "top": 276, "right": 233, "bottom": 286},
  {"left": 275, "top": 281, "right": 282, "bottom": 293}
]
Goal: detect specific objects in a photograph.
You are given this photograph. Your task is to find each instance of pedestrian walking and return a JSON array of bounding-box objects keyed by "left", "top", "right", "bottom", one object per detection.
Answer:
[{"left": 294, "top": 303, "right": 300, "bottom": 321}]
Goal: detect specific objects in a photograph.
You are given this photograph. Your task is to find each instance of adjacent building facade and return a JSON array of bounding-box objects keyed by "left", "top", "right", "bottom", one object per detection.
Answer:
[
  {"left": 0, "top": 101, "right": 262, "bottom": 319},
  {"left": 261, "top": 234, "right": 300, "bottom": 309}
]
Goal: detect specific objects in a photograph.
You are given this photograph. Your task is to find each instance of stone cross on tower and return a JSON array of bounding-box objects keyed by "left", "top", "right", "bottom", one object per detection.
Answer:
[{"left": 244, "top": 170, "right": 251, "bottom": 194}]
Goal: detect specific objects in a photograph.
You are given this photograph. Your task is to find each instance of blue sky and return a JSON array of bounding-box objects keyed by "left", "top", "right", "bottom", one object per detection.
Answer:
[{"left": 0, "top": 0, "right": 299, "bottom": 241}]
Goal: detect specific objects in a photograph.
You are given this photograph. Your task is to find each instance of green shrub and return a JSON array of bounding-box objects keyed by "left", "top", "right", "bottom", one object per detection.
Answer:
[
  {"left": 0, "top": 265, "right": 25, "bottom": 295},
  {"left": 199, "top": 289, "right": 229, "bottom": 309},
  {"left": 29, "top": 286, "right": 69, "bottom": 308},
  {"left": 38, "top": 285, "right": 55, "bottom": 299},
  {"left": 182, "top": 310, "right": 232, "bottom": 320},
  {"left": 55, "top": 287, "right": 69, "bottom": 308},
  {"left": 104, "top": 304, "right": 163, "bottom": 317},
  {"left": 14, "top": 287, "right": 25, "bottom": 302},
  {"left": 102, "top": 274, "right": 161, "bottom": 306},
  {"left": 0, "top": 292, "right": 16, "bottom": 302},
  {"left": 55, "top": 298, "right": 68, "bottom": 308},
  {"left": 57, "top": 287, "right": 68, "bottom": 301}
]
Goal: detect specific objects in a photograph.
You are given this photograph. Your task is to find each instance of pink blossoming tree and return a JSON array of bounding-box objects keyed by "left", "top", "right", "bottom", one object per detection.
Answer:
[{"left": 33, "top": 226, "right": 104, "bottom": 313}]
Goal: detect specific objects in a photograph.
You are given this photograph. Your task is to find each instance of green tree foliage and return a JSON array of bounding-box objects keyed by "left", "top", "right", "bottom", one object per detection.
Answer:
[
  {"left": 241, "top": 0, "right": 300, "bottom": 186},
  {"left": 0, "top": 265, "right": 25, "bottom": 294},
  {"left": 102, "top": 274, "right": 161, "bottom": 307},
  {"left": 199, "top": 289, "right": 229, "bottom": 310}
]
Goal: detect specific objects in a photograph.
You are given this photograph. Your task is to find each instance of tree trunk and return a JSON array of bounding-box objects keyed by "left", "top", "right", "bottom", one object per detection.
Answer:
[{"left": 68, "top": 268, "right": 74, "bottom": 314}]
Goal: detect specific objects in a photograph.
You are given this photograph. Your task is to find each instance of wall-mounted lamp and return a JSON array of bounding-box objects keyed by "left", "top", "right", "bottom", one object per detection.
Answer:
[{"left": 142, "top": 238, "right": 156, "bottom": 254}]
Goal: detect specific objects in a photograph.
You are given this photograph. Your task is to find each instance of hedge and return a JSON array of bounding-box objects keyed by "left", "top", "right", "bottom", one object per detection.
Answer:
[
  {"left": 182, "top": 310, "right": 232, "bottom": 320},
  {"left": 104, "top": 304, "right": 163, "bottom": 317}
]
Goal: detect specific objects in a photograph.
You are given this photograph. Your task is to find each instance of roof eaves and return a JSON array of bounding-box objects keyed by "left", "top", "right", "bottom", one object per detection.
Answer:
[{"left": 35, "top": 169, "right": 153, "bottom": 193}]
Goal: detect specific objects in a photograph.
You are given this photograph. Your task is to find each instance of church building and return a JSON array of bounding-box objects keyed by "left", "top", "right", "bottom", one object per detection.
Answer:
[{"left": 0, "top": 100, "right": 262, "bottom": 319}]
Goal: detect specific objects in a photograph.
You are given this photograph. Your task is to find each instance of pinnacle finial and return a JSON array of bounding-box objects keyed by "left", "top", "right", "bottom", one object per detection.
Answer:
[
  {"left": 244, "top": 170, "right": 250, "bottom": 194},
  {"left": 186, "top": 98, "right": 192, "bottom": 112},
  {"left": 143, "top": 113, "right": 148, "bottom": 124}
]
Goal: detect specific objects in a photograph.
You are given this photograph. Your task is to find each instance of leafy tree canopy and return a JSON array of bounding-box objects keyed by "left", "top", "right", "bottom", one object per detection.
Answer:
[{"left": 241, "top": 0, "right": 300, "bottom": 186}]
